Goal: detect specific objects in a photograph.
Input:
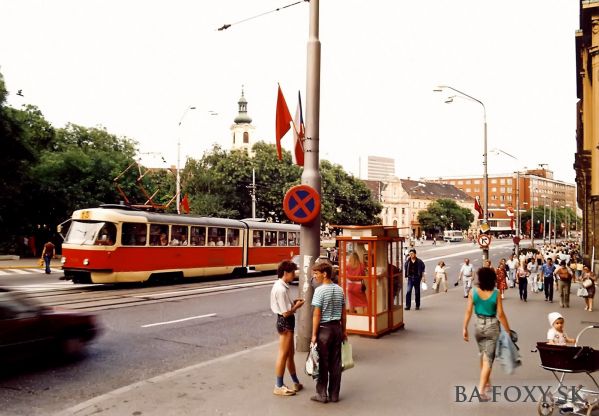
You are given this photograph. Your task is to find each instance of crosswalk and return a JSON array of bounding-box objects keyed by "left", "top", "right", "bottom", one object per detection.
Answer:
[{"left": 0, "top": 268, "right": 63, "bottom": 276}]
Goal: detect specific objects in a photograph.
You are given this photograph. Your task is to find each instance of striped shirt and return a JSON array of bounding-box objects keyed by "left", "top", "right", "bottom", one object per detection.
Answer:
[{"left": 312, "top": 283, "right": 345, "bottom": 322}]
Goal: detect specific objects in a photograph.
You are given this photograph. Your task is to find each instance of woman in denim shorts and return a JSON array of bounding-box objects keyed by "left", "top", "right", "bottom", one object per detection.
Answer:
[{"left": 462, "top": 267, "right": 511, "bottom": 401}]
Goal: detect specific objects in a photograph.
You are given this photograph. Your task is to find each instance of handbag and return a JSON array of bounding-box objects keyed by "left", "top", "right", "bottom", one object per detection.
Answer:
[
  {"left": 583, "top": 278, "right": 593, "bottom": 288},
  {"left": 578, "top": 286, "right": 589, "bottom": 297},
  {"left": 305, "top": 343, "right": 319, "bottom": 379},
  {"left": 360, "top": 279, "right": 367, "bottom": 292},
  {"left": 341, "top": 340, "right": 354, "bottom": 371}
]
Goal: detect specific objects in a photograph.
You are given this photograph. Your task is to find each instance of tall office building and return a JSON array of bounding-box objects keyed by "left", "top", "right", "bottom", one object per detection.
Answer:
[{"left": 367, "top": 156, "right": 395, "bottom": 181}]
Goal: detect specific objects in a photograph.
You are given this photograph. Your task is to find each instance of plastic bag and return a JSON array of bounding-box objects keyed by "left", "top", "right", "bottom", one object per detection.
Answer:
[
  {"left": 578, "top": 286, "right": 589, "bottom": 297},
  {"left": 305, "top": 343, "right": 319, "bottom": 379},
  {"left": 432, "top": 281, "right": 438, "bottom": 291},
  {"left": 421, "top": 281, "right": 428, "bottom": 291},
  {"left": 341, "top": 340, "right": 354, "bottom": 371}
]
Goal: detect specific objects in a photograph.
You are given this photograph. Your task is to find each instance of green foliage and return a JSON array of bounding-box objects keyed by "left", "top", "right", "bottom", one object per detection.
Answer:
[{"left": 417, "top": 199, "right": 474, "bottom": 233}]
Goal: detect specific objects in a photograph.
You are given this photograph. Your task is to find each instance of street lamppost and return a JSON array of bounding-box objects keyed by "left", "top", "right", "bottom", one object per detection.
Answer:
[
  {"left": 434, "top": 85, "right": 488, "bottom": 259},
  {"left": 553, "top": 200, "right": 559, "bottom": 242},
  {"left": 542, "top": 195, "right": 547, "bottom": 243},
  {"left": 176, "top": 106, "right": 196, "bottom": 214}
]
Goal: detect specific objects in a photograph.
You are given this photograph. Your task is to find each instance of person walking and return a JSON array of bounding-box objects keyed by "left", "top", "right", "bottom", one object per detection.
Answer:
[
  {"left": 458, "top": 258, "right": 474, "bottom": 298},
  {"left": 554, "top": 260, "right": 573, "bottom": 308},
  {"left": 506, "top": 254, "right": 519, "bottom": 289},
  {"left": 434, "top": 261, "right": 448, "bottom": 293},
  {"left": 41, "top": 240, "right": 55, "bottom": 274},
  {"left": 462, "top": 267, "right": 511, "bottom": 401},
  {"left": 495, "top": 259, "right": 508, "bottom": 300},
  {"left": 516, "top": 261, "right": 529, "bottom": 301},
  {"left": 270, "top": 260, "right": 305, "bottom": 396},
  {"left": 581, "top": 265, "right": 596, "bottom": 312},
  {"left": 528, "top": 258, "right": 542, "bottom": 294},
  {"left": 404, "top": 248, "right": 426, "bottom": 310},
  {"left": 310, "top": 262, "right": 347, "bottom": 403},
  {"left": 542, "top": 258, "right": 557, "bottom": 303}
]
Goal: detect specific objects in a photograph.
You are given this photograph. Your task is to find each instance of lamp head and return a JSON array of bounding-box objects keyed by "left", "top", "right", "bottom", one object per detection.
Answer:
[{"left": 444, "top": 97, "right": 454, "bottom": 104}]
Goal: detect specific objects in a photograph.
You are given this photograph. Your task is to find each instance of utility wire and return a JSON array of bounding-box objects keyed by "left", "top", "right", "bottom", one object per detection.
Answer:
[{"left": 217, "top": 0, "right": 308, "bottom": 31}]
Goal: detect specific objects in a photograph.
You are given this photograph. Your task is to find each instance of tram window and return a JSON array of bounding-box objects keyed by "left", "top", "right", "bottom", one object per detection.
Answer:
[
  {"left": 278, "top": 232, "right": 287, "bottom": 246},
  {"left": 149, "top": 224, "right": 169, "bottom": 246},
  {"left": 122, "top": 223, "right": 148, "bottom": 246},
  {"left": 96, "top": 223, "right": 117, "bottom": 246},
  {"left": 288, "top": 232, "right": 299, "bottom": 246},
  {"left": 265, "top": 231, "right": 277, "bottom": 246},
  {"left": 207, "top": 227, "right": 226, "bottom": 246},
  {"left": 252, "top": 230, "right": 263, "bottom": 247},
  {"left": 190, "top": 226, "right": 206, "bottom": 246},
  {"left": 171, "top": 225, "right": 188, "bottom": 246},
  {"left": 226, "top": 229, "right": 240, "bottom": 246}
]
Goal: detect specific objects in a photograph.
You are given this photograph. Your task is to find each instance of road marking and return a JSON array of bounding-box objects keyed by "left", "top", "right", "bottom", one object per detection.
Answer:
[
  {"left": 132, "top": 280, "right": 272, "bottom": 299},
  {"left": 0, "top": 270, "right": 8, "bottom": 275},
  {"left": 11, "top": 269, "right": 30, "bottom": 274},
  {"left": 141, "top": 313, "right": 217, "bottom": 328},
  {"left": 423, "top": 241, "right": 513, "bottom": 263}
]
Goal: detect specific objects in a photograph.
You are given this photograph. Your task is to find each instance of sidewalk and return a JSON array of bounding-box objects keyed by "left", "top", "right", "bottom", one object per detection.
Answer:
[
  {"left": 0, "top": 257, "right": 62, "bottom": 269},
  {"left": 55, "top": 284, "right": 598, "bottom": 416}
]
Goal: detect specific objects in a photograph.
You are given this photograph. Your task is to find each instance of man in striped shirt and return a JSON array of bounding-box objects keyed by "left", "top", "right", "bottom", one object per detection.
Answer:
[{"left": 310, "top": 262, "right": 347, "bottom": 403}]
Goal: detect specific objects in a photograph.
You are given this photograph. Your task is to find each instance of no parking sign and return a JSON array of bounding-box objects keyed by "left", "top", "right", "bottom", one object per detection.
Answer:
[{"left": 283, "top": 185, "right": 320, "bottom": 224}]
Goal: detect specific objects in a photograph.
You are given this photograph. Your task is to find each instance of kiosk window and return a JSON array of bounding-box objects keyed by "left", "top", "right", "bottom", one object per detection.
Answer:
[{"left": 191, "top": 226, "right": 206, "bottom": 246}]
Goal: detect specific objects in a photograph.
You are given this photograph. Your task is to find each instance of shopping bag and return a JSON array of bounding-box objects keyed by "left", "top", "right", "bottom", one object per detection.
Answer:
[
  {"left": 38, "top": 258, "right": 44, "bottom": 268},
  {"left": 305, "top": 343, "right": 319, "bottom": 379},
  {"left": 577, "top": 286, "right": 589, "bottom": 297},
  {"left": 537, "top": 281, "right": 543, "bottom": 291},
  {"left": 421, "top": 281, "right": 428, "bottom": 291},
  {"left": 432, "top": 281, "right": 438, "bottom": 291},
  {"left": 341, "top": 341, "right": 354, "bottom": 371}
]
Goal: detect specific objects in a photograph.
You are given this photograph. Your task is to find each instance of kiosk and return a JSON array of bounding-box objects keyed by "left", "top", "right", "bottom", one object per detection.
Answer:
[{"left": 336, "top": 225, "right": 404, "bottom": 337}]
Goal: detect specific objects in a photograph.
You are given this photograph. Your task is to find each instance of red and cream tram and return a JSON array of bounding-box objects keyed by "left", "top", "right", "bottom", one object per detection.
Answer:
[{"left": 60, "top": 206, "right": 300, "bottom": 284}]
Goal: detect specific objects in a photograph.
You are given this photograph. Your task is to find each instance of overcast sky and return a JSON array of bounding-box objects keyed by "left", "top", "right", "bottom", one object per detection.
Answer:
[{"left": 0, "top": 0, "right": 579, "bottom": 183}]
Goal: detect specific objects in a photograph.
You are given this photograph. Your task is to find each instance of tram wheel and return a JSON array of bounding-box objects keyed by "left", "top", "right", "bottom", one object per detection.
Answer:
[{"left": 538, "top": 397, "right": 555, "bottom": 416}]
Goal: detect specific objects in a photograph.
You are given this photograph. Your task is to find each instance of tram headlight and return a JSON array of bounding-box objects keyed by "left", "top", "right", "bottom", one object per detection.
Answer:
[
  {"left": 83, "top": 258, "right": 89, "bottom": 266},
  {"left": 61, "top": 256, "right": 66, "bottom": 264}
]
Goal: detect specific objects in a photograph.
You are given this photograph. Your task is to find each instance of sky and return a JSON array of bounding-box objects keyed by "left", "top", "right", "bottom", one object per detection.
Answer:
[{"left": 0, "top": 0, "right": 580, "bottom": 183}]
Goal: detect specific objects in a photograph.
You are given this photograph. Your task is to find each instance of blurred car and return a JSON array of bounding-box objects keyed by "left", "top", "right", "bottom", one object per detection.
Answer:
[{"left": 0, "top": 287, "right": 100, "bottom": 360}]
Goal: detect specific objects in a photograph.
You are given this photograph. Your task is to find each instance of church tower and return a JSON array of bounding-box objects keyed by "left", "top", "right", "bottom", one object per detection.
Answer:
[{"left": 230, "top": 86, "right": 256, "bottom": 155}]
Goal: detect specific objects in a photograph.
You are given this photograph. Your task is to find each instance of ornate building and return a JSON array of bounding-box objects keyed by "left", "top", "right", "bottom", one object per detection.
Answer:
[{"left": 230, "top": 87, "right": 256, "bottom": 155}]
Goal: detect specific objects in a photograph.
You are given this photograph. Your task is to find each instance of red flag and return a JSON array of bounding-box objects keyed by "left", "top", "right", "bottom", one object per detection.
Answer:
[
  {"left": 474, "top": 196, "right": 484, "bottom": 220},
  {"left": 181, "top": 194, "right": 190, "bottom": 214},
  {"left": 292, "top": 91, "right": 305, "bottom": 166},
  {"left": 275, "top": 85, "right": 293, "bottom": 160}
]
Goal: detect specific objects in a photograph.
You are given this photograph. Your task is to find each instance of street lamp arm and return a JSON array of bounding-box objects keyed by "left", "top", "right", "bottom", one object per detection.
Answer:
[{"left": 434, "top": 85, "right": 486, "bottom": 121}]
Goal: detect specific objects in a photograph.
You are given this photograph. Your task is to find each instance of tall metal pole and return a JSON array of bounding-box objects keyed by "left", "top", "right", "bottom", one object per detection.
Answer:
[
  {"left": 543, "top": 197, "right": 547, "bottom": 243},
  {"left": 531, "top": 183, "right": 535, "bottom": 247},
  {"left": 176, "top": 106, "right": 196, "bottom": 214},
  {"left": 554, "top": 202, "right": 558, "bottom": 242},
  {"left": 251, "top": 168, "right": 256, "bottom": 218},
  {"left": 548, "top": 200, "right": 553, "bottom": 245},
  {"left": 515, "top": 171, "right": 520, "bottom": 256},
  {"left": 296, "top": 0, "right": 321, "bottom": 353}
]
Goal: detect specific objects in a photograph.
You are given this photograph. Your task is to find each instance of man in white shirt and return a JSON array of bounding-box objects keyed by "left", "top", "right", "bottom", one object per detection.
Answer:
[
  {"left": 458, "top": 258, "right": 474, "bottom": 298},
  {"left": 270, "top": 260, "right": 305, "bottom": 396},
  {"left": 506, "top": 254, "right": 519, "bottom": 288}
]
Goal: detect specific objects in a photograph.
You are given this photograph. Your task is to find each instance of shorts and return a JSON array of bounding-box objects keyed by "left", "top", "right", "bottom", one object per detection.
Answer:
[{"left": 276, "top": 314, "right": 295, "bottom": 334}]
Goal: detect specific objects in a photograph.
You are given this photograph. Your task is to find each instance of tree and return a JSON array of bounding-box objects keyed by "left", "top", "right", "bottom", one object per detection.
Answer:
[{"left": 418, "top": 199, "right": 474, "bottom": 235}]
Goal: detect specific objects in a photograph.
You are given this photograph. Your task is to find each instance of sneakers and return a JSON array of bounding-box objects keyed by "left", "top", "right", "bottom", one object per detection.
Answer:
[
  {"left": 273, "top": 385, "right": 296, "bottom": 396},
  {"left": 293, "top": 383, "right": 303, "bottom": 392}
]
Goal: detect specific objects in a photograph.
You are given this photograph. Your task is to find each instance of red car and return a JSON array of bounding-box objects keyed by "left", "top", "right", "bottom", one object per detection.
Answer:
[{"left": 0, "top": 287, "right": 100, "bottom": 359}]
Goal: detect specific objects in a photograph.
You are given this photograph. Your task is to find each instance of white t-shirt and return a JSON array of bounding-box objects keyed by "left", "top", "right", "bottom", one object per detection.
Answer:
[
  {"left": 547, "top": 328, "right": 568, "bottom": 345},
  {"left": 434, "top": 265, "right": 446, "bottom": 279},
  {"left": 460, "top": 264, "right": 473, "bottom": 278},
  {"left": 506, "top": 259, "right": 519, "bottom": 271},
  {"left": 270, "top": 279, "right": 292, "bottom": 315}
]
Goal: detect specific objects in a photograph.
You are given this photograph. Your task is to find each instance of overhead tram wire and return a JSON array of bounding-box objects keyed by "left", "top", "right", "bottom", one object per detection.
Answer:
[{"left": 217, "top": 0, "right": 308, "bottom": 31}]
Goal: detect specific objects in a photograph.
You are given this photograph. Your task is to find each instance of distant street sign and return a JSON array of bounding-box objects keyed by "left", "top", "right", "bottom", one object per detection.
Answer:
[
  {"left": 283, "top": 185, "right": 320, "bottom": 224},
  {"left": 478, "top": 234, "right": 492, "bottom": 247}
]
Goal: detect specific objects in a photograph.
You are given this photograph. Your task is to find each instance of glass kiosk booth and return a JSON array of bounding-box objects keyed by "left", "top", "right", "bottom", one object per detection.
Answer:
[{"left": 336, "top": 225, "right": 404, "bottom": 337}]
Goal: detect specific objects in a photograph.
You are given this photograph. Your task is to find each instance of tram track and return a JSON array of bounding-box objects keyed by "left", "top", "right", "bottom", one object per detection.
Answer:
[{"left": 24, "top": 274, "right": 277, "bottom": 312}]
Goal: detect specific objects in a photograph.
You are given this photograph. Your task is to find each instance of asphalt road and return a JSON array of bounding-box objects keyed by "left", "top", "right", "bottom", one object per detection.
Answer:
[{"left": 0, "top": 239, "right": 518, "bottom": 415}]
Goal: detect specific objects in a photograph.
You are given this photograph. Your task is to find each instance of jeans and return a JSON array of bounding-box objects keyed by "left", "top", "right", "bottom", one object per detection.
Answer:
[
  {"left": 518, "top": 278, "right": 527, "bottom": 300},
  {"left": 316, "top": 321, "right": 343, "bottom": 401},
  {"left": 43, "top": 254, "right": 52, "bottom": 274},
  {"left": 544, "top": 276, "right": 554, "bottom": 301},
  {"left": 405, "top": 276, "right": 421, "bottom": 309}
]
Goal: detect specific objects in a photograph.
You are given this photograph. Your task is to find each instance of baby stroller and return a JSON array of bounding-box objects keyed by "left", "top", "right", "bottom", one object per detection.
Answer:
[{"left": 536, "top": 324, "right": 599, "bottom": 415}]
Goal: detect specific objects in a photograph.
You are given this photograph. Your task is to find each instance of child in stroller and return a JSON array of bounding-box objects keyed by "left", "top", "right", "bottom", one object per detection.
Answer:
[{"left": 547, "top": 312, "right": 575, "bottom": 346}]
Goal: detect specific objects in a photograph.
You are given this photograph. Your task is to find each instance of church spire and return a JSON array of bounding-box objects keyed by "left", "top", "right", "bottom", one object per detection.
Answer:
[{"left": 234, "top": 85, "right": 252, "bottom": 124}]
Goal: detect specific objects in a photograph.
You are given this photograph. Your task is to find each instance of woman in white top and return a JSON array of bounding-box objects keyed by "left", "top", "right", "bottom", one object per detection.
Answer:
[{"left": 434, "top": 261, "right": 448, "bottom": 293}]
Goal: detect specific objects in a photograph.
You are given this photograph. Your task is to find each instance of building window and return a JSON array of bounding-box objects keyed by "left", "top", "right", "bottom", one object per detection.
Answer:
[
  {"left": 457, "top": 180, "right": 463, "bottom": 185},
  {"left": 243, "top": 132, "right": 249, "bottom": 144},
  {"left": 500, "top": 187, "right": 505, "bottom": 193},
  {"left": 465, "top": 180, "right": 471, "bottom": 184},
  {"left": 474, "top": 180, "right": 480, "bottom": 185},
  {"left": 500, "top": 179, "right": 505, "bottom": 185},
  {"left": 465, "top": 188, "right": 471, "bottom": 192},
  {"left": 491, "top": 187, "right": 497, "bottom": 192},
  {"left": 394, "top": 207, "right": 397, "bottom": 214},
  {"left": 507, "top": 187, "right": 512, "bottom": 193},
  {"left": 491, "top": 179, "right": 497, "bottom": 184},
  {"left": 402, "top": 208, "right": 405, "bottom": 215},
  {"left": 232, "top": 133, "right": 236, "bottom": 144},
  {"left": 507, "top": 179, "right": 512, "bottom": 185}
]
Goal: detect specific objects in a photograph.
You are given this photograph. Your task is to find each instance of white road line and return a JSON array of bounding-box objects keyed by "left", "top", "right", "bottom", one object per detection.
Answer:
[
  {"left": 141, "top": 313, "right": 217, "bottom": 328},
  {"left": 11, "top": 269, "right": 29, "bottom": 275},
  {"left": 25, "top": 268, "right": 42, "bottom": 273},
  {"left": 132, "top": 280, "right": 272, "bottom": 299},
  {"left": 0, "top": 270, "right": 9, "bottom": 275},
  {"left": 422, "top": 241, "right": 514, "bottom": 263}
]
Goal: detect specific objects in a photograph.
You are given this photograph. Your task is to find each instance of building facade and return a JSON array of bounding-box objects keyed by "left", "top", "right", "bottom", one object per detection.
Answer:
[
  {"left": 430, "top": 169, "right": 576, "bottom": 236},
  {"left": 367, "top": 156, "right": 395, "bottom": 181}
]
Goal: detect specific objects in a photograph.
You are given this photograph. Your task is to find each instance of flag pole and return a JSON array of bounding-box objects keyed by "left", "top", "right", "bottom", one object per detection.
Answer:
[{"left": 296, "top": 0, "right": 321, "bottom": 353}]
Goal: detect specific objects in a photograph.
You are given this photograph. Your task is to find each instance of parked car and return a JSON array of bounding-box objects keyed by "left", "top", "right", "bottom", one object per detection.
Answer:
[{"left": 0, "top": 287, "right": 101, "bottom": 361}]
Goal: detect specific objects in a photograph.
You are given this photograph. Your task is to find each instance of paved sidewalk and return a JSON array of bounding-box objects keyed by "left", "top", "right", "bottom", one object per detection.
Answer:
[{"left": 53, "top": 282, "right": 599, "bottom": 416}]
